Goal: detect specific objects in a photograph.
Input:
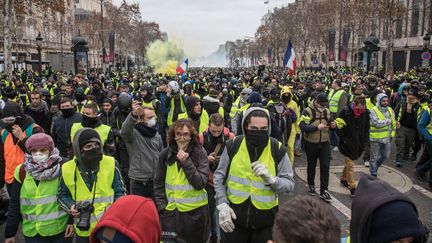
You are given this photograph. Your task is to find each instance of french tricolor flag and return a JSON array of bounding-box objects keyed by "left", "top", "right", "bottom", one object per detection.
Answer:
[
  {"left": 176, "top": 58, "right": 188, "bottom": 74},
  {"left": 283, "top": 40, "right": 297, "bottom": 76}
]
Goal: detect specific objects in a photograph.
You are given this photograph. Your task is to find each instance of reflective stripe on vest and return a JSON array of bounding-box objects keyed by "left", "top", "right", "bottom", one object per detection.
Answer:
[
  {"left": 167, "top": 96, "right": 186, "bottom": 127},
  {"left": 61, "top": 155, "right": 115, "bottom": 237},
  {"left": 1, "top": 124, "right": 36, "bottom": 184},
  {"left": 227, "top": 138, "right": 278, "bottom": 210},
  {"left": 328, "top": 89, "right": 343, "bottom": 113},
  {"left": 14, "top": 165, "right": 68, "bottom": 237},
  {"left": 165, "top": 161, "right": 208, "bottom": 212},
  {"left": 70, "top": 123, "right": 110, "bottom": 147},
  {"left": 370, "top": 106, "right": 396, "bottom": 139}
]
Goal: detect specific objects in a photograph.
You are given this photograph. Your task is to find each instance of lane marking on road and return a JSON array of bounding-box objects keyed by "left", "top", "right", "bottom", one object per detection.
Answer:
[
  {"left": 329, "top": 195, "right": 351, "bottom": 220},
  {"left": 413, "top": 184, "right": 432, "bottom": 199}
]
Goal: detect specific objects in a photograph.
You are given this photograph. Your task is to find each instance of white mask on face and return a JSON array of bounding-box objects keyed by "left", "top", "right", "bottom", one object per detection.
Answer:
[
  {"left": 32, "top": 152, "right": 49, "bottom": 164},
  {"left": 147, "top": 117, "right": 157, "bottom": 127}
]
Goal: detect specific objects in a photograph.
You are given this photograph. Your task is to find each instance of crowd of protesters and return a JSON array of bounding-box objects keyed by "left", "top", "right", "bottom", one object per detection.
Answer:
[{"left": 0, "top": 65, "right": 430, "bottom": 243}]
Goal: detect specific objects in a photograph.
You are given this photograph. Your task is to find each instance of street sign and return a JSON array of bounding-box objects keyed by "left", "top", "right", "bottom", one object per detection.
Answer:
[{"left": 421, "top": 51, "right": 431, "bottom": 60}]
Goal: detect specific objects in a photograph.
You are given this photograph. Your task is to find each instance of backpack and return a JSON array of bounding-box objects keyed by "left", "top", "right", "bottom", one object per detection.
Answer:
[{"left": 304, "top": 107, "right": 330, "bottom": 125}]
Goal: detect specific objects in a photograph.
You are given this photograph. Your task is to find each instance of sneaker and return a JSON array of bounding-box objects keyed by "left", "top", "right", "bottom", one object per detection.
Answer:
[
  {"left": 364, "top": 161, "right": 370, "bottom": 167},
  {"left": 332, "top": 147, "right": 339, "bottom": 152},
  {"left": 340, "top": 180, "right": 349, "bottom": 188},
  {"left": 395, "top": 161, "right": 402, "bottom": 167},
  {"left": 294, "top": 150, "right": 303, "bottom": 157},
  {"left": 350, "top": 188, "right": 356, "bottom": 196},
  {"left": 308, "top": 185, "right": 316, "bottom": 195},
  {"left": 320, "top": 190, "right": 332, "bottom": 202}
]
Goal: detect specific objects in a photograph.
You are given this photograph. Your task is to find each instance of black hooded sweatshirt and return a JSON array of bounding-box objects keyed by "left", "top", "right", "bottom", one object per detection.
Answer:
[{"left": 350, "top": 174, "right": 422, "bottom": 243}]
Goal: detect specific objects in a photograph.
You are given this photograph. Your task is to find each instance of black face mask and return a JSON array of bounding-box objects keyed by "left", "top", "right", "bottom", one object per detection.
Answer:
[
  {"left": 245, "top": 129, "right": 269, "bottom": 147},
  {"left": 82, "top": 115, "right": 99, "bottom": 128},
  {"left": 80, "top": 147, "right": 103, "bottom": 170},
  {"left": 282, "top": 95, "right": 291, "bottom": 103},
  {"left": 61, "top": 108, "right": 75, "bottom": 118}
]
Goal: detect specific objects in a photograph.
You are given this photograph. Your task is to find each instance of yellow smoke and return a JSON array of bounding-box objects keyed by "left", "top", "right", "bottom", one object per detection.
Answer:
[{"left": 146, "top": 40, "right": 185, "bottom": 76}]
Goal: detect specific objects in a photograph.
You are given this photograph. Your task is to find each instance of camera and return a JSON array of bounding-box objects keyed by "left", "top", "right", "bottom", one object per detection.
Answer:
[{"left": 75, "top": 201, "right": 94, "bottom": 231}]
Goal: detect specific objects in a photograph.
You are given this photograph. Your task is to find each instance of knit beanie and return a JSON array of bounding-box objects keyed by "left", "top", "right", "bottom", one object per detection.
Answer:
[
  {"left": 315, "top": 92, "right": 329, "bottom": 104},
  {"left": 78, "top": 128, "right": 101, "bottom": 151},
  {"left": 368, "top": 201, "right": 426, "bottom": 242},
  {"left": 247, "top": 91, "right": 262, "bottom": 104},
  {"left": 25, "top": 133, "right": 55, "bottom": 152},
  {"left": 2, "top": 101, "right": 23, "bottom": 118}
]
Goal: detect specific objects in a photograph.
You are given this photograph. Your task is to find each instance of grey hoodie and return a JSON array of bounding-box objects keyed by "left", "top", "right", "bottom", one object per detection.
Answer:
[
  {"left": 370, "top": 93, "right": 394, "bottom": 144},
  {"left": 214, "top": 106, "right": 295, "bottom": 206}
]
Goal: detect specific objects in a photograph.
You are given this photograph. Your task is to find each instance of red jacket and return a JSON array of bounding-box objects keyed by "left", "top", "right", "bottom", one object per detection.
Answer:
[{"left": 91, "top": 195, "right": 161, "bottom": 243}]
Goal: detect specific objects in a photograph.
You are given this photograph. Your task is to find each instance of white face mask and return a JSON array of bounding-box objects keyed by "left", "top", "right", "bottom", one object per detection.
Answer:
[
  {"left": 32, "top": 152, "right": 49, "bottom": 164},
  {"left": 147, "top": 117, "right": 157, "bottom": 127}
]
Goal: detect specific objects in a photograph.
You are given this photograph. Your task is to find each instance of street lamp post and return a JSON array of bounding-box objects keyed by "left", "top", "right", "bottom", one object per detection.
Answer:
[
  {"left": 422, "top": 33, "right": 430, "bottom": 67},
  {"left": 362, "top": 34, "right": 380, "bottom": 72},
  {"left": 36, "top": 32, "right": 43, "bottom": 73}
]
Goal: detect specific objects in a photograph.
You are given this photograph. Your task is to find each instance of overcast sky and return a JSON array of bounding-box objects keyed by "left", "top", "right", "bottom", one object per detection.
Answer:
[{"left": 113, "top": 0, "right": 294, "bottom": 58}]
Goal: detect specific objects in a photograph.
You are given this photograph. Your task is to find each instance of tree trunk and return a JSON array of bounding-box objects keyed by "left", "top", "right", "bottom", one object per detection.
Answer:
[
  {"left": 386, "top": 16, "right": 395, "bottom": 75},
  {"left": 3, "top": 0, "right": 14, "bottom": 79}
]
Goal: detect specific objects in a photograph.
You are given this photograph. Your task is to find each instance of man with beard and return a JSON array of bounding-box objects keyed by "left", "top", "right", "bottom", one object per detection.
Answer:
[
  {"left": 70, "top": 102, "right": 115, "bottom": 155},
  {"left": 0, "top": 101, "right": 43, "bottom": 193},
  {"left": 214, "top": 107, "right": 294, "bottom": 242},
  {"left": 121, "top": 101, "right": 163, "bottom": 198},
  {"left": 51, "top": 97, "right": 82, "bottom": 158},
  {"left": 369, "top": 93, "right": 396, "bottom": 177},
  {"left": 24, "top": 91, "right": 51, "bottom": 134},
  {"left": 58, "top": 128, "right": 126, "bottom": 243},
  {"left": 199, "top": 113, "right": 234, "bottom": 243}
]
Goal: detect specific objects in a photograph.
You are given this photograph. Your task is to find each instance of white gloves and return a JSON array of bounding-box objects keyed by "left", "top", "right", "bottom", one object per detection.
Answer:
[
  {"left": 217, "top": 203, "right": 237, "bottom": 233},
  {"left": 251, "top": 161, "right": 277, "bottom": 185}
]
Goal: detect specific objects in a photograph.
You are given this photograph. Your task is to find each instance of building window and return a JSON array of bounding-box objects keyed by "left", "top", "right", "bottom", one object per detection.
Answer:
[
  {"left": 411, "top": 0, "right": 420, "bottom": 37},
  {"left": 396, "top": 17, "right": 403, "bottom": 38}
]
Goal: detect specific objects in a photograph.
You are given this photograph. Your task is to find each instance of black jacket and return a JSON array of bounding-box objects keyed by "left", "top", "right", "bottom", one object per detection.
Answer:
[
  {"left": 350, "top": 174, "right": 422, "bottom": 243},
  {"left": 51, "top": 112, "right": 82, "bottom": 158},
  {"left": 337, "top": 104, "right": 370, "bottom": 160}
]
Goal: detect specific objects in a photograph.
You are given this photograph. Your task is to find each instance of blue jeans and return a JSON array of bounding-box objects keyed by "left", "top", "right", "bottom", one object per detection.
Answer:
[{"left": 369, "top": 141, "right": 391, "bottom": 176}]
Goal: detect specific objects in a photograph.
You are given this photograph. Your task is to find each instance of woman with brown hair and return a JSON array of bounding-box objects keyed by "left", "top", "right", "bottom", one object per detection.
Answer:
[{"left": 154, "top": 118, "right": 210, "bottom": 243}]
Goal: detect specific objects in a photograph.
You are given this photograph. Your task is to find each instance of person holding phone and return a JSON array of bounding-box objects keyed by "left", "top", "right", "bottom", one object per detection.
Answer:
[{"left": 299, "top": 92, "right": 336, "bottom": 202}]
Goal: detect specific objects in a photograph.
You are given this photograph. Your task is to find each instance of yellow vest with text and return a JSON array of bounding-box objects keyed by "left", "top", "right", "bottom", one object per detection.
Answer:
[
  {"left": 370, "top": 106, "right": 396, "bottom": 139},
  {"left": 70, "top": 123, "right": 110, "bottom": 147},
  {"left": 177, "top": 109, "right": 209, "bottom": 133},
  {"left": 14, "top": 165, "right": 68, "bottom": 237},
  {"left": 167, "top": 96, "right": 186, "bottom": 127},
  {"left": 328, "top": 89, "right": 344, "bottom": 113},
  {"left": 61, "top": 156, "right": 115, "bottom": 237},
  {"left": 165, "top": 161, "right": 208, "bottom": 212},
  {"left": 227, "top": 138, "right": 279, "bottom": 210}
]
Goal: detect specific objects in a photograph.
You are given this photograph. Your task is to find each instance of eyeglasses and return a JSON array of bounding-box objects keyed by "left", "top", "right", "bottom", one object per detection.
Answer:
[{"left": 175, "top": 132, "right": 191, "bottom": 139}]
